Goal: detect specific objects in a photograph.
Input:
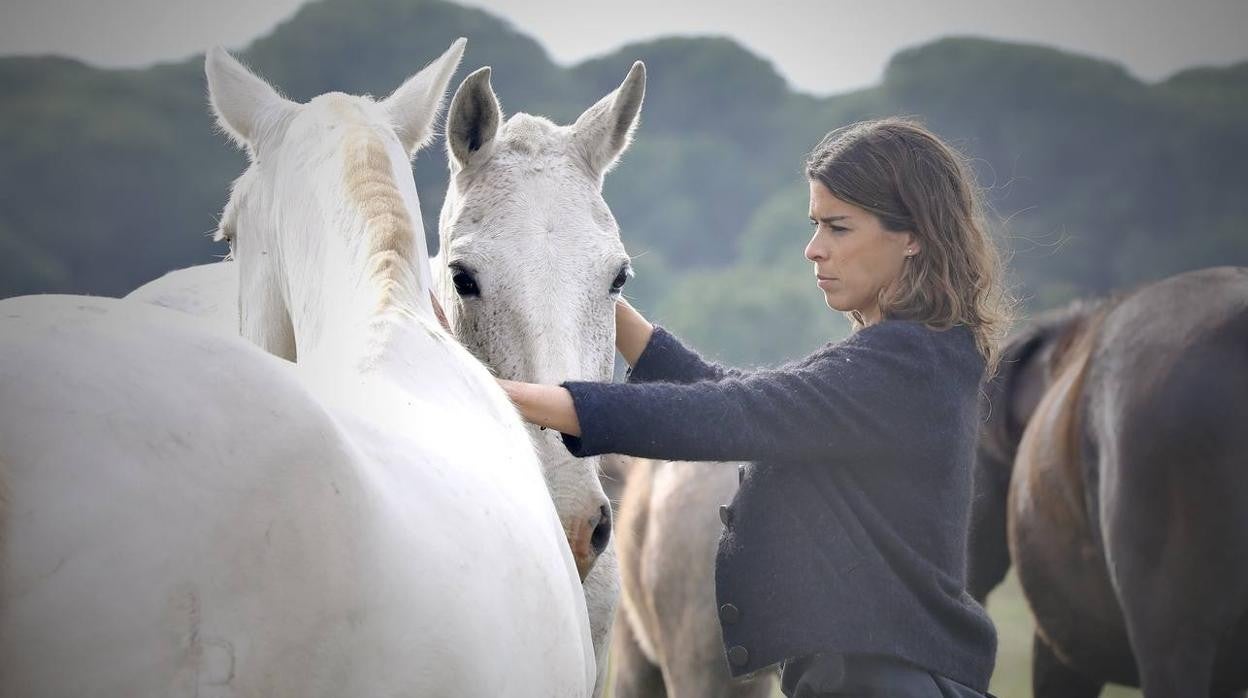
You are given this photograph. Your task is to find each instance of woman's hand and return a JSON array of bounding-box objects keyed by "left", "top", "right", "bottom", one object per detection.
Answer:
[
  {"left": 497, "top": 379, "right": 582, "bottom": 437},
  {"left": 615, "top": 297, "right": 654, "bottom": 368}
]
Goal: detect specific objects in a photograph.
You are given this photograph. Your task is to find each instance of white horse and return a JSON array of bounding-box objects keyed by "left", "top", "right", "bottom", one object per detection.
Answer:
[
  {"left": 0, "top": 40, "right": 595, "bottom": 697},
  {"left": 128, "top": 58, "right": 648, "bottom": 697},
  {"left": 436, "top": 63, "right": 647, "bottom": 694}
]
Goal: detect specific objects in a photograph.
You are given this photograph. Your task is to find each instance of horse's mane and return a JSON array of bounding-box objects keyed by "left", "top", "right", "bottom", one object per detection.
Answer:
[{"left": 342, "top": 127, "right": 421, "bottom": 317}]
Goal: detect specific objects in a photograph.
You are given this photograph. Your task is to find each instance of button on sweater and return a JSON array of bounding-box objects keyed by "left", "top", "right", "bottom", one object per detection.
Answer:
[{"left": 560, "top": 320, "right": 997, "bottom": 691}]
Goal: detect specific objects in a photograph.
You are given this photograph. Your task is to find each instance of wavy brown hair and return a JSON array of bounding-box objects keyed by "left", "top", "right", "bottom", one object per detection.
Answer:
[{"left": 805, "top": 117, "right": 1012, "bottom": 373}]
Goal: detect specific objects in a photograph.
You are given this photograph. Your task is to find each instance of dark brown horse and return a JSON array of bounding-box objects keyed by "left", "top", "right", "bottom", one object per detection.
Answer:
[{"left": 968, "top": 266, "right": 1248, "bottom": 698}]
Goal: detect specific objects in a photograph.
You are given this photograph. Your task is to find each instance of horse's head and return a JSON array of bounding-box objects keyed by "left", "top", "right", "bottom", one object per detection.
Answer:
[
  {"left": 436, "top": 63, "right": 646, "bottom": 578},
  {"left": 967, "top": 299, "right": 1101, "bottom": 601},
  {"left": 206, "top": 40, "right": 465, "bottom": 367}
]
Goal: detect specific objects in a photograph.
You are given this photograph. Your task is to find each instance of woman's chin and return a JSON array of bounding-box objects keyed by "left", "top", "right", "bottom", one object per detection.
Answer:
[{"left": 821, "top": 292, "right": 852, "bottom": 313}]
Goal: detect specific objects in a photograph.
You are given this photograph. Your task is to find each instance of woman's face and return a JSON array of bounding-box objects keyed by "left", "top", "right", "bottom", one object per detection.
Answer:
[{"left": 805, "top": 180, "right": 917, "bottom": 324}]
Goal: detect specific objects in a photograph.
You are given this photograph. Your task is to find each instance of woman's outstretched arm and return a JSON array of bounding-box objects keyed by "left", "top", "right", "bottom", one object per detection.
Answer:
[
  {"left": 505, "top": 321, "right": 951, "bottom": 466},
  {"left": 498, "top": 379, "right": 581, "bottom": 436}
]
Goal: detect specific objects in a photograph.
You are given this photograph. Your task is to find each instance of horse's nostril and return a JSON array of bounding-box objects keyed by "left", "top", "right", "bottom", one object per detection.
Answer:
[{"left": 590, "top": 504, "right": 612, "bottom": 555}]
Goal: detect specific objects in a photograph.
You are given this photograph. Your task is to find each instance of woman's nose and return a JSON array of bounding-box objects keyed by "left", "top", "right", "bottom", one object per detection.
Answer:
[{"left": 805, "top": 232, "right": 825, "bottom": 262}]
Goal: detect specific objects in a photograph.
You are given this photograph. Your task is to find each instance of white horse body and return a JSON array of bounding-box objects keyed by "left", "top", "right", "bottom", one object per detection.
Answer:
[
  {"left": 0, "top": 296, "right": 589, "bottom": 697},
  {"left": 2, "top": 40, "right": 594, "bottom": 697},
  {"left": 128, "top": 257, "right": 240, "bottom": 338}
]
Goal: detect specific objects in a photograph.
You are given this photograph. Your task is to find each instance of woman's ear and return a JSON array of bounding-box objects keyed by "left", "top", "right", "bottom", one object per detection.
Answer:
[{"left": 902, "top": 233, "right": 921, "bottom": 259}]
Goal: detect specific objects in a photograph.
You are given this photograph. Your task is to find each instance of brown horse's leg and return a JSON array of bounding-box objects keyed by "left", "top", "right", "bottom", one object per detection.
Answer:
[
  {"left": 1033, "top": 631, "right": 1103, "bottom": 698},
  {"left": 611, "top": 612, "right": 668, "bottom": 698},
  {"left": 1104, "top": 513, "right": 1234, "bottom": 698},
  {"left": 1116, "top": 612, "right": 1221, "bottom": 698},
  {"left": 1129, "top": 633, "right": 1218, "bottom": 698},
  {"left": 1101, "top": 438, "right": 1243, "bottom": 697}
]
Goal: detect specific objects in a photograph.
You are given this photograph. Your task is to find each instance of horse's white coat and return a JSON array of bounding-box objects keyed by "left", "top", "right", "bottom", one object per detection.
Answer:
[
  {"left": 1, "top": 40, "right": 594, "bottom": 697},
  {"left": 129, "top": 257, "right": 241, "bottom": 337}
]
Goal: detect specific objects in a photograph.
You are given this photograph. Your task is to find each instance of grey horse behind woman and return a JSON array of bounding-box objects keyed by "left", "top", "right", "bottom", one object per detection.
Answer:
[{"left": 612, "top": 457, "right": 776, "bottom": 698}]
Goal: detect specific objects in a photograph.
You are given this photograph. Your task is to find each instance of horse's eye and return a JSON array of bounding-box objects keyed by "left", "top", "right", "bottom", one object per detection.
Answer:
[
  {"left": 610, "top": 266, "right": 630, "bottom": 294},
  {"left": 451, "top": 267, "right": 480, "bottom": 297}
]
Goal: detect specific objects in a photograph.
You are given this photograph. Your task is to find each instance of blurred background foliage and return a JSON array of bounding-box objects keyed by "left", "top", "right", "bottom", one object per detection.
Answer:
[
  {"left": 2, "top": 3, "right": 1244, "bottom": 691},
  {"left": 4, "top": 0, "right": 1245, "bottom": 368}
]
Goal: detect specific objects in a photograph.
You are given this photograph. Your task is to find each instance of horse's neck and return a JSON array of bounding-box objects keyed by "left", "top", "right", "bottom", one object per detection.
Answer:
[
  {"left": 284, "top": 243, "right": 474, "bottom": 423},
  {"left": 296, "top": 302, "right": 506, "bottom": 432},
  {"left": 287, "top": 126, "right": 466, "bottom": 410}
]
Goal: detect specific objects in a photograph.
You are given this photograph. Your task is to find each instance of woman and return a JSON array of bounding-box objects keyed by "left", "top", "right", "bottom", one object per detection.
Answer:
[{"left": 501, "top": 118, "right": 1010, "bottom": 697}]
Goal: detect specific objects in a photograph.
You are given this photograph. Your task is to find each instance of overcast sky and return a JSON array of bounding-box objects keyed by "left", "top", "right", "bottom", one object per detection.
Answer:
[{"left": 2, "top": 0, "right": 1245, "bottom": 95}]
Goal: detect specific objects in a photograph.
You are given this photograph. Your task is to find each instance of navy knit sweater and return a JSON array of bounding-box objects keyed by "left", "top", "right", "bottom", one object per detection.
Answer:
[{"left": 561, "top": 320, "right": 997, "bottom": 691}]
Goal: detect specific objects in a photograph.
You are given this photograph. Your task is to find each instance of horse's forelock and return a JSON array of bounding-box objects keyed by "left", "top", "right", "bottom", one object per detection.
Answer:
[
  {"left": 501, "top": 113, "right": 564, "bottom": 147},
  {"left": 485, "top": 114, "right": 594, "bottom": 176}
]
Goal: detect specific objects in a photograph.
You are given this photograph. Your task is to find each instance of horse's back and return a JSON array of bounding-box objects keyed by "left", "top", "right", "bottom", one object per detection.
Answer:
[
  {"left": 126, "top": 260, "right": 240, "bottom": 336},
  {"left": 1091, "top": 267, "right": 1248, "bottom": 432},
  {"left": 1090, "top": 267, "right": 1248, "bottom": 530},
  {"left": 0, "top": 295, "right": 591, "bottom": 697}
]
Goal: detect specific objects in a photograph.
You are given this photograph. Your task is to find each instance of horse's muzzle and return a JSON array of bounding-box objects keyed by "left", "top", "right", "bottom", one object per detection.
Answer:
[{"left": 567, "top": 503, "right": 612, "bottom": 581}]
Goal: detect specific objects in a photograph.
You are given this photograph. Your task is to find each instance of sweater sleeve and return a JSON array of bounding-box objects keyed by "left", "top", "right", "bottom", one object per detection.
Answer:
[
  {"left": 563, "top": 322, "right": 933, "bottom": 464},
  {"left": 625, "top": 326, "right": 749, "bottom": 385}
]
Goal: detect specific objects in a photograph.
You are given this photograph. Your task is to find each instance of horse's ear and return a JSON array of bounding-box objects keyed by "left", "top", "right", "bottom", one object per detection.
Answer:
[
  {"left": 446, "top": 66, "right": 502, "bottom": 171},
  {"left": 383, "top": 38, "right": 466, "bottom": 156},
  {"left": 205, "top": 48, "right": 293, "bottom": 153},
  {"left": 573, "top": 61, "right": 645, "bottom": 177}
]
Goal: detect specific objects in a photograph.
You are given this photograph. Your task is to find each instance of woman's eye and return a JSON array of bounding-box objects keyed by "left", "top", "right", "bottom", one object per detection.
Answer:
[
  {"left": 610, "top": 267, "right": 630, "bottom": 293},
  {"left": 451, "top": 267, "right": 480, "bottom": 297}
]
